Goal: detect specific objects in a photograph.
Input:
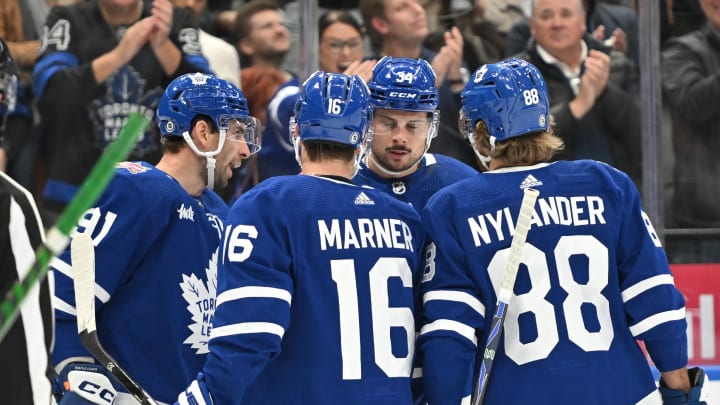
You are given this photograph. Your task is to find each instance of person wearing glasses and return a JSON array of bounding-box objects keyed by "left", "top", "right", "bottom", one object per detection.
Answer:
[{"left": 318, "top": 10, "right": 376, "bottom": 83}]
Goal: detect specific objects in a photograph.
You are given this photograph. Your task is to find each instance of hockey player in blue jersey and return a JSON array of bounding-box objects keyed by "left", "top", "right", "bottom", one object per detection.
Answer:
[
  {"left": 354, "top": 56, "right": 477, "bottom": 212},
  {"left": 353, "top": 56, "right": 477, "bottom": 403},
  {"left": 51, "top": 73, "right": 261, "bottom": 404},
  {"left": 419, "top": 58, "right": 708, "bottom": 405},
  {"left": 175, "top": 71, "right": 427, "bottom": 405}
]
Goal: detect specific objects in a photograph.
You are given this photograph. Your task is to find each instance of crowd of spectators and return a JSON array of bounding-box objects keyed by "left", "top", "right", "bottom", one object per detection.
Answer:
[{"left": 0, "top": 0, "right": 715, "bottom": 263}]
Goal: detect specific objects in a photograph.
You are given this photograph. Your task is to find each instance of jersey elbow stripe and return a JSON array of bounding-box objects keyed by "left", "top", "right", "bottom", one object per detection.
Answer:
[
  {"left": 423, "top": 290, "right": 485, "bottom": 316},
  {"left": 210, "top": 321, "right": 285, "bottom": 340},
  {"left": 621, "top": 274, "right": 675, "bottom": 303},
  {"left": 215, "top": 286, "right": 292, "bottom": 308},
  {"left": 629, "top": 307, "right": 686, "bottom": 337},
  {"left": 51, "top": 258, "right": 111, "bottom": 303},
  {"left": 420, "top": 319, "right": 477, "bottom": 345},
  {"left": 53, "top": 297, "right": 76, "bottom": 315},
  {"left": 50, "top": 257, "right": 71, "bottom": 278}
]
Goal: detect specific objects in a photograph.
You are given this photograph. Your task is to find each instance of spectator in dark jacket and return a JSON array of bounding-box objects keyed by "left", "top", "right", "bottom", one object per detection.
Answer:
[
  {"left": 513, "top": 0, "right": 641, "bottom": 187},
  {"left": 661, "top": 0, "right": 720, "bottom": 262}
]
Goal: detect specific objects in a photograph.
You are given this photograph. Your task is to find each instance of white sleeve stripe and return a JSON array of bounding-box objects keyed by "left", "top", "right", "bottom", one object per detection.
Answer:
[
  {"left": 50, "top": 257, "right": 71, "bottom": 278},
  {"left": 461, "top": 395, "right": 471, "bottom": 405},
  {"left": 53, "top": 297, "right": 76, "bottom": 315},
  {"left": 210, "top": 322, "right": 285, "bottom": 340},
  {"left": 216, "top": 286, "right": 292, "bottom": 308},
  {"left": 420, "top": 319, "right": 477, "bottom": 345},
  {"left": 177, "top": 380, "right": 209, "bottom": 405},
  {"left": 423, "top": 290, "right": 485, "bottom": 316},
  {"left": 629, "top": 307, "right": 686, "bottom": 337},
  {"left": 621, "top": 274, "right": 675, "bottom": 303},
  {"left": 50, "top": 258, "right": 111, "bottom": 303}
]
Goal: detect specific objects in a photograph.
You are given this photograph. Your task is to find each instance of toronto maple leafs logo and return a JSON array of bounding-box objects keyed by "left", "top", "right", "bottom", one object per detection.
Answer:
[
  {"left": 89, "top": 65, "right": 162, "bottom": 157},
  {"left": 180, "top": 249, "right": 219, "bottom": 354}
]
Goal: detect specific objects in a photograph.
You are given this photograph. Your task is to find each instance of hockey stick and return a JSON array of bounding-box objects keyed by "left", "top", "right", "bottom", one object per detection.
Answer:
[
  {"left": 472, "top": 187, "right": 539, "bottom": 405},
  {"left": 71, "top": 233, "right": 159, "bottom": 405},
  {"left": 0, "top": 113, "right": 149, "bottom": 342}
]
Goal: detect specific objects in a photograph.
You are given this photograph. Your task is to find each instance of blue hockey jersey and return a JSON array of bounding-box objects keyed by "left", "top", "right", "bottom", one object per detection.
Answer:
[
  {"left": 201, "top": 175, "right": 426, "bottom": 404},
  {"left": 354, "top": 153, "right": 478, "bottom": 212},
  {"left": 51, "top": 162, "right": 227, "bottom": 402},
  {"left": 419, "top": 160, "right": 687, "bottom": 405}
]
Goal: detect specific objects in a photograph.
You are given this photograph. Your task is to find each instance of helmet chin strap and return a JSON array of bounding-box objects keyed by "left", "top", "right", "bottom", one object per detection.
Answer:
[
  {"left": 205, "top": 157, "right": 216, "bottom": 190},
  {"left": 293, "top": 136, "right": 302, "bottom": 168},
  {"left": 468, "top": 133, "right": 495, "bottom": 171},
  {"left": 182, "top": 129, "right": 225, "bottom": 191},
  {"left": 368, "top": 152, "right": 420, "bottom": 178}
]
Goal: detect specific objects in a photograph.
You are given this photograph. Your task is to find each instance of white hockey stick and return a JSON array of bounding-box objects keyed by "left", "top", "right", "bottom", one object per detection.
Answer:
[
  {"left": 472, "top": 187, "right": 539, "bottom": 405},
  {"left": 71, "top": 233, "right": 159, "bottom": 405}
]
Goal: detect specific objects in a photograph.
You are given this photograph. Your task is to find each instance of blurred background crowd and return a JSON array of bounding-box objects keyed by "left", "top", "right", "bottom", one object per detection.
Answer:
[{"left": 0, "top": 0, "right": 717, "bottom": 264}]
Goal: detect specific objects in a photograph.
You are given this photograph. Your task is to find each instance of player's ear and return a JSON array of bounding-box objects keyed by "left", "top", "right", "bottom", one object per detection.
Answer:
[{"left": 191, "top": 119, "right": 212, "bottom": 148}]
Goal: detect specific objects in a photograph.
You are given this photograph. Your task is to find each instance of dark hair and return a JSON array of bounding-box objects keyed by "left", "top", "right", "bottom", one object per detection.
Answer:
[
  {"left": 359, "top": 0, "right": 386, "bottom": 52},
  {"left": 319, "top": 10, "right": 364, "bottom": 41},
  {"left": 302, "top": 140, "right": 356, "bottom": 162},
  {"left": 234, "top": 0, "right": 281, "bottom": 43}
]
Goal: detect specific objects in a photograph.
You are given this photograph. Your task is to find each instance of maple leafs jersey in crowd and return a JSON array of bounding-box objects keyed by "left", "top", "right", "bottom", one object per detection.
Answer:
[
  {"left": 201, "top": 175, "right": 426, "bottom": 404},
  {"left": 33, "top": 0, "right": 210, "bottom": 210},
  {"left": 420, "top": 160, "right": 687, "bottom": 405},
  {"left": 51, "top": 162, "right": 227, "bottom": 403},
  {"left": 354, "top": 154, "right": 478, "bottom": 212}
]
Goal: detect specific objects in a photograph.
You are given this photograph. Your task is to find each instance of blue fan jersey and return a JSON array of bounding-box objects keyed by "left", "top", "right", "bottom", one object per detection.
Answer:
[
  {"left": 420, "top": 161, "right": 687, "bottom": 405},
  {"left": 354, "top": 154, "right": 478, "bottom": 212},
  {"left": 200, "top": 175, "right": 426, "bottom": 404},
  {"left": 51, "top": 162, "right": 227, "bottom": 403}
]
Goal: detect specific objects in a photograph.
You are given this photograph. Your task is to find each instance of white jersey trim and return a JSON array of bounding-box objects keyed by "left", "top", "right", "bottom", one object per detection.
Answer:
[
  {"left": 423, "top": 290, "right": 486, "bottom": 318},
  {"left": 420, "top": 319, "right": 477, "bottom": 345},
  {"left": 629, "top": 308, "right": 686, "bottom": 337},
  {"left": 621, "top": 274, "right": 675, "bottom": 303},
  {"left": 216, "top": 286, "right": 292, "bottom": 307},
  {"left": 210, "top": 321, "right": 285, "bottom": 339},
  {"left": 51, "top": 257, "right": 110, "bottom": 303}
]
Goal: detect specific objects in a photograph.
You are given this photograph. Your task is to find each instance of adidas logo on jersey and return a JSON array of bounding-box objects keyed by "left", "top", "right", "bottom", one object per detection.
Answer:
[
  {"left": 354, "top": 192, "right": 375, "bottom": 205},
  {"left": 520, "top": 174, "right": 543, "bottom": 189}
]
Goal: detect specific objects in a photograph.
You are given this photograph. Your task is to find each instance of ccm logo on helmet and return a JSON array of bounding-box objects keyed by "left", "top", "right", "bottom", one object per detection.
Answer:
[{"left": 388, "top": 92, "right": 417, "bottom": 99}]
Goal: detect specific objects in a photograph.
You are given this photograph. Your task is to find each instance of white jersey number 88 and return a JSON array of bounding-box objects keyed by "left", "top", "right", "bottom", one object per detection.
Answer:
[{"left": 488, "top": 235, "right": 614, "bottom": 365}]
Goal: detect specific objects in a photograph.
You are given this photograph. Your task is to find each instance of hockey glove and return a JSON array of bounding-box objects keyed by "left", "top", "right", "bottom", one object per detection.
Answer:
[
  {"left": 659, "top": 367, "right": 708, "bottom": 405},
  {"left": 175, "top": 372, "right": 214, "bottom": 405},
  {"left": 55, "top": 362, "right": 118, "bottom": 405}
]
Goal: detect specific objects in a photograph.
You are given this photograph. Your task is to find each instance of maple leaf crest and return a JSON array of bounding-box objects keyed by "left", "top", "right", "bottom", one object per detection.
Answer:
[
  {"left": 180, "top": 249, "right": 219, "bottom": 354},
  {"left": 88, "top": 65, "right": 162, "bottom": 157}
]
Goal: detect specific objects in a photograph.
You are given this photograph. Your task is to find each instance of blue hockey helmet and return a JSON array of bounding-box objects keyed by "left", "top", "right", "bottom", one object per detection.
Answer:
[
  {"left": 156, "top": 72, "right": 261, "bottom": 154},
  {"left": 291, "top": 71, "right": 373, "bottom": 173},
  {"left": 367, "top": 56, "right": 439, "bottom": 112},
  {"left": 292, "top": 71, "right": 372, "bottom": 147},
  {"left": 459, "top": 58, "right": 549, "bottom": 143},
  {"left": 0, "top": 39, "right": 18, "bottom": 119}
]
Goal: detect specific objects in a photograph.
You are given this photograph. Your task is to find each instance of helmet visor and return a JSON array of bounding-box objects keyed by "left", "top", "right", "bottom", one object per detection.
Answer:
[{"left": 219, "top": 114, "right": 262, "bottom": 155}]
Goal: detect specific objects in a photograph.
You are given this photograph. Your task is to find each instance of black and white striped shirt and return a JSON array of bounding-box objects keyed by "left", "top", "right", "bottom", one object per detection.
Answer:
[{"left": 0, "top": 171, "right": 54, "bottom": 405}]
